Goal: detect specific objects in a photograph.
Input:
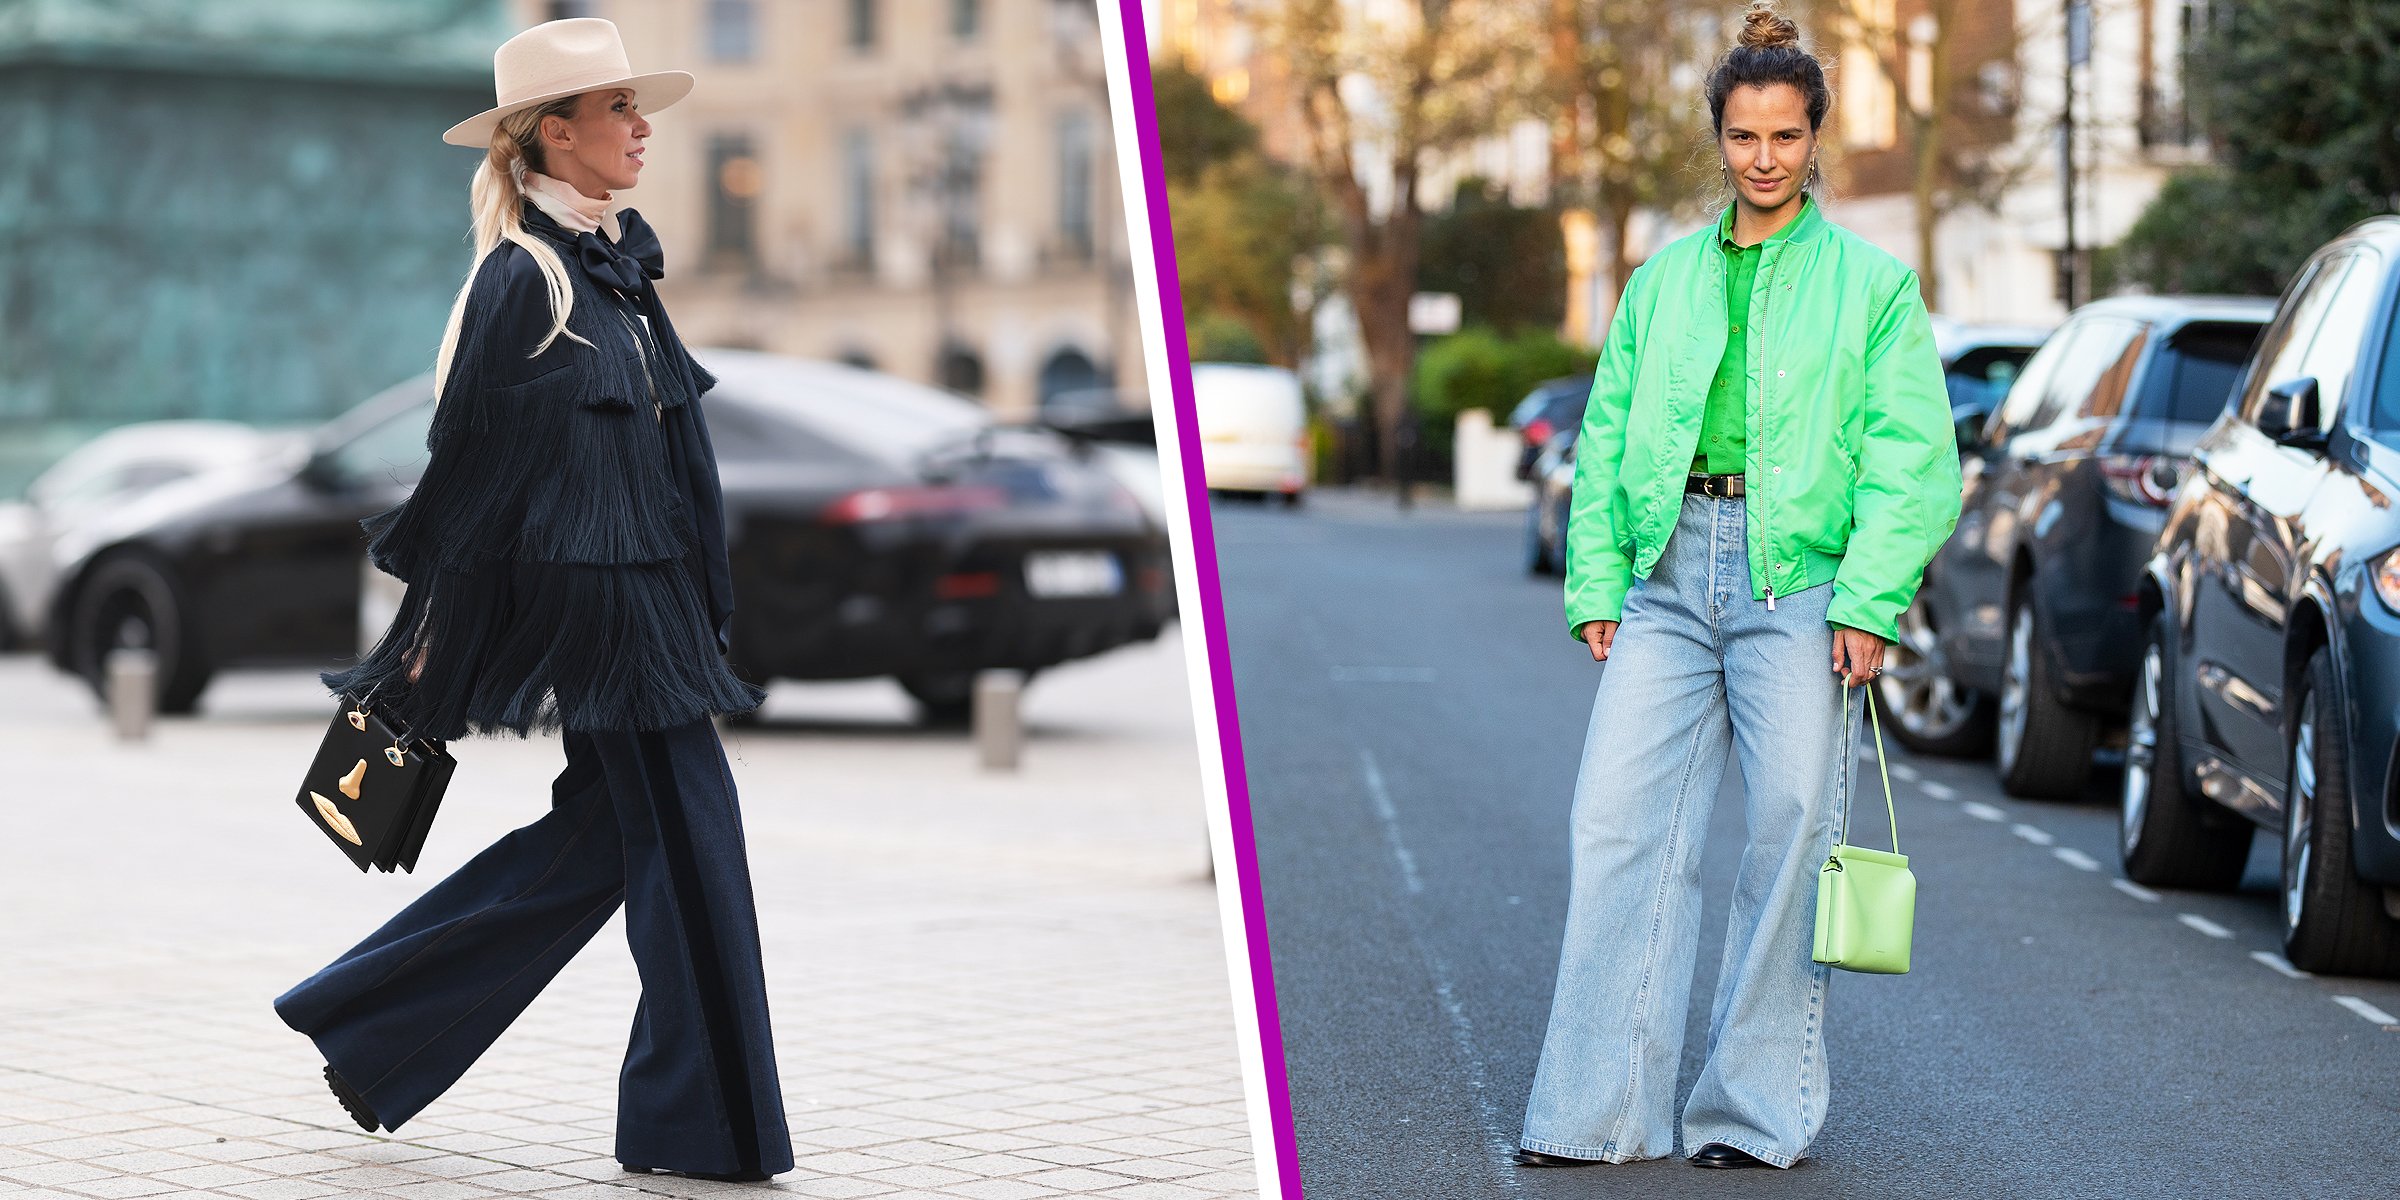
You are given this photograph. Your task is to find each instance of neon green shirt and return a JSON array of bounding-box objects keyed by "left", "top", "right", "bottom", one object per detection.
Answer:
[{"left": 1693, "top": 205, "right": 1798, "bottom": 474}]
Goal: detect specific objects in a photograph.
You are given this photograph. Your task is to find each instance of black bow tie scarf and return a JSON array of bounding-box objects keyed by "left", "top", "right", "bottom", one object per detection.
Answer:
[{"left": 571, "top": 211, "right": 708, "bottom": 409}]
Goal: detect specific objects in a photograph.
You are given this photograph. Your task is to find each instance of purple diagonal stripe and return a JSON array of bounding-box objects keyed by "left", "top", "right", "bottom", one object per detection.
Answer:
[{"left": 1105, "top": 4, "right": 1302, "bottom": 1195}]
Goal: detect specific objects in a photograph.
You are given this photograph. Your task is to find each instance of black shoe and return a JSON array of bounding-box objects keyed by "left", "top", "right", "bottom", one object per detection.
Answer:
[
  {"left": 322, "top": 1064, "right": 379, "bottom": 1133},
  {"left": 1690, "top": 1142, "right": 1773, "bottom": 1169},
  {"left": 621, "top": 1164, "right": 774, "bottom": 1183},
  {"left": 1515, "top": 1147, "right": 1603, "bottom": 1168}
]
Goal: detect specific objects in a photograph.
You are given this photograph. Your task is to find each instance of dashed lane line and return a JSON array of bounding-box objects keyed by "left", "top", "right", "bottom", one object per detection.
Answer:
[
  {"left": 2010, "top": 823, "right": 2056, "bottom": 846},
  {"left": 1961, "top": 801, "right": 2006, "bottom": 822},
  {"left": 1920, "top": 780, "right": 1956, "bottom": 801},
  {"left": 2333, "top": 995, "right": 2400, "bottom": 1028},
  {"left": 1889, "top": 762, "right": 1920, "bottom": 783},
  {"left": 1358, "top": 750, "right": 1424, "bottom": 896},
  {"left": 2251, "top": 951, "right": 2308, "bottom": 980},
  {"left": 2178, "top": 913, "right": 2236, "bottom": 939},
  {"left": 2052, "top": 847, "right": 2100, "bottom": 871},
  {"left": 2112, "top": 879, "right": 2162, "bottom": 903}
]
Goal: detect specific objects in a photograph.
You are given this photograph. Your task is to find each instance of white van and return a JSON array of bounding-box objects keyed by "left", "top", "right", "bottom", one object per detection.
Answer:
[{"left": 1190, "top": 363, "right": 1309, "bottom": 503}]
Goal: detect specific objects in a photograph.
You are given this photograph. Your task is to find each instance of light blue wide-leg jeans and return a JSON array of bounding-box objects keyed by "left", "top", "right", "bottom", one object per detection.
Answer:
[{"left": 1519, "top": 490, "right": 1848, "bottom": 1168}]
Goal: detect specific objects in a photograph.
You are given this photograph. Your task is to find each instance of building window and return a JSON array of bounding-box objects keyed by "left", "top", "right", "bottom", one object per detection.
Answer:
[
  {"left": 952, "top": 0, "right": 980, "bottom": 40},
  {"left": 544, "top": 0, "right": 595, "bottom": 20},
  {"left": 1056, "top": 111, "right": 1095, "bottom": 263},
  {"left": 938, "top": 126, "right": 984, "bottom": 271},
  {"left": 706, "top": 0, "right": 755, "bottom": 63},
  {"left": 705, "top": 133, "right": 762, "bottom": 269},
  {"left": 938, "top": 342, "right": 985, "bottom": 397},
  {"left": 848, "top": 0, "right": 877, "bottom": 52},
  {"left": 1038, "top": 347, "right": 1106, "bottom": 412},
  {"left": 842, "top": 128, "right": 875, "bottom": 271},
  {"left": 1840, "top": 0, "right": 1898, "bottom": 150}
]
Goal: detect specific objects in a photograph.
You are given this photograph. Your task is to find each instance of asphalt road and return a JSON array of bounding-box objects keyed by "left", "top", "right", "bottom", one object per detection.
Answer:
[{"left": 1214, "top": 488, "right": 2400, "bottom": 1200}]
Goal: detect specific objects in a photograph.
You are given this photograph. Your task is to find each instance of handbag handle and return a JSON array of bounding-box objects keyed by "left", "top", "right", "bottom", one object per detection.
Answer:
[{"left": 1837, "top": 680, "right": 1899, "bottom": 855}]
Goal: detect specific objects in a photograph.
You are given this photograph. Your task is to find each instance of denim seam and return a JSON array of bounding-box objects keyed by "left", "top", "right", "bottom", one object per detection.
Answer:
[
  {"left": 1598, "top": 683, "right": 1717, "bottom": 1156},
  {"left": 360, "top": 884, "right": 627, "bottom": 1096},
  {"left": 357, "top": 768, "right": 614, "bottom": 999}
]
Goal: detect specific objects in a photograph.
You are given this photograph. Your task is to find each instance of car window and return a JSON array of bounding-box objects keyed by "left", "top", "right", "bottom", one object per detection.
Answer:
[
  {"left": 2372, "top": 291, "right": 2400, "bottom": 437},
  {"left": 1986, "top": 322, "right": 2081, "bottom": 443},
  {"left": 2288, "top": 249, "right": 2386, "bottom": 429},
  {"left": 2238, "top": 253, "right": 2347, "bottom": 423},
  {"left": 2074, "top": 325, "right": 2150, "bottom": 421},
  {"left": 704, "top": 396, "right": 877, "bottom": 466},
  {"left": 1943, "top": 345, "right": 2033, "bottom": 414},
  {"left": 2144, "top": 322, "right": 2263, "bottom": 424},
  {"left": 2006, "top": 317, "right": 2141, "bottom": 451},
  {"left": 326, "top": 404, "right": 434, "bottom": 488}
]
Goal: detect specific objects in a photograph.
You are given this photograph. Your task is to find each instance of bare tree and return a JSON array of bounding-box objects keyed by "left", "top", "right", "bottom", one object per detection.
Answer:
[{"left": 1275, "top": 0, "right": 1534, "bottom": 481}]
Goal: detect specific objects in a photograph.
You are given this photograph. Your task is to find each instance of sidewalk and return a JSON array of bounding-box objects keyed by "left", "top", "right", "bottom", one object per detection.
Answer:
[{"left": 0, "top": 630, "right": 1255, "bottom": 1199}]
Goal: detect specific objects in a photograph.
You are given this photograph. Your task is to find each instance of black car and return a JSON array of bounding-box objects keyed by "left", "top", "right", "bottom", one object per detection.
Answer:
[
  {"left": 2124, "top": 217, "right": 2400, "bottom": 976},
  {"left": 1880, "top": 296, "right": 2272, "bottom": 799},
  {"left": 1524, "top": 426, "right": 1576, "bottom": 576},
  {"left": 1508, "top": 375, "right": 1593, "bottom": 481},
  {"left": 43, "top": 350, "right": 1173, "bottom": 722}
]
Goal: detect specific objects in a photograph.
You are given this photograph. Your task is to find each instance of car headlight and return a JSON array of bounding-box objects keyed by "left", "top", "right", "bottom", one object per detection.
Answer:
[{"left": 2374, "top": 547, "right": 2400, "bottom": 615}]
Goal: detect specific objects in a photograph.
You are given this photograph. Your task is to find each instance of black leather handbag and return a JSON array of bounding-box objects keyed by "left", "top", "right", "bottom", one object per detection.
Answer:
[{"left": 293, "top": 689, "right": 457, "bottom": 873}]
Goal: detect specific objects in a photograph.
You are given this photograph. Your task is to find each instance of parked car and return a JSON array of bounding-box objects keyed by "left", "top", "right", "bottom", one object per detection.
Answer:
[
  {"left": 1524, "top": 427, "right": 1576, "bottom": 576},
  {"left": 1508, "top": 375, "right": 1593, "bottom": 482},
  {"left": 1879, "top": 296, "right": 2273, "bottom": 798},
  {"left": 1192, "top": 363, "right": 1309, "bottom": 503},
  {"left": 1930, "top": 316, "right": 2052, "bottom": 438},
  {"left": 0, "top": 421, "right": 304, "bottom": 651},
  {"left": 41, "top": 351, "right": 1174, "bottom": 722},
  {"left": 2123, "top": 218, "right": 2400, "bottom": 975}
]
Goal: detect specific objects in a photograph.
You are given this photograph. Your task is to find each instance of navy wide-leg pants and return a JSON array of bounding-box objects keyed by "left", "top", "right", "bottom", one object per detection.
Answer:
[{"left": 273, "top": 718, "right": 794, "bottom": 1177}]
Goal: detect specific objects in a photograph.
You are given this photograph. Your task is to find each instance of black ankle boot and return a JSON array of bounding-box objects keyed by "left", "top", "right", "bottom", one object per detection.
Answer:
[{"left": 322, "top": 1064, "right": 379, "bottom": 1132}]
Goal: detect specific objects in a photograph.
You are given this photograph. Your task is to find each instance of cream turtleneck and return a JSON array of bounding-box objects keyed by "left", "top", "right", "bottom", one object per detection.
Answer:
[{"left": 522, "top": 169, "right": 624, "bottom": 242}]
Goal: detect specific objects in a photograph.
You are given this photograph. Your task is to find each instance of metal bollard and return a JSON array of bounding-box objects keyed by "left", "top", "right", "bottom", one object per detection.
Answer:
[
  {"left": 974, "top": 669, "right": 1024, "bottom": 771},
  {"left": 106, "top": 647, "right": 157, "bottom": 742}
]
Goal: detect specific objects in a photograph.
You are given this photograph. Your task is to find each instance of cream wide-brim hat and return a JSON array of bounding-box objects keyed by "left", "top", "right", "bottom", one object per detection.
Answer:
[{"left": 442, "top": 17, "right": 693, "bottom": 149}]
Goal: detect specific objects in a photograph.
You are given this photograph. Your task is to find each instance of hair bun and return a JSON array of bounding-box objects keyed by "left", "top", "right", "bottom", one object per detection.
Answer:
[{"left": 1739, "top": 1, "right": 1801, "bottom": 50}]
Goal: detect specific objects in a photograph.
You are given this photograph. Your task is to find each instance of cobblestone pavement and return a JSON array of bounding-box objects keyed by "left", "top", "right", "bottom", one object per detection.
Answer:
[{"left": 0, "top": 630, "right": 1257, "bottom": 1199}]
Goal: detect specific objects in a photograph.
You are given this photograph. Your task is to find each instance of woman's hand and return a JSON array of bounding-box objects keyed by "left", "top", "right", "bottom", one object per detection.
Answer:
[
  {"left": 1580, "top": 620, "right": 1619, "bottom": 662},
  {"left": 1832, "top": 626, "right": 1886, "bottom": 687}
]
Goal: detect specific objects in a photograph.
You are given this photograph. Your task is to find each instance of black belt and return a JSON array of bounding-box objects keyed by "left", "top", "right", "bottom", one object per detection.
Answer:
[{"left": 1685, "top": 472, "right": 1745, "bottom": 498}]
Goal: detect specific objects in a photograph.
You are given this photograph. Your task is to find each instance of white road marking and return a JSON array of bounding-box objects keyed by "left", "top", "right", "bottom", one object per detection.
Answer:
[
  {"left": 1920, "top": 781, "right": 1956, "bottom": 801},
  {"left": 1331, "top": 665, "right": 1438, "bottom": 683},
  {"left": 2011, "top": 823, "right": 2056, "bottom": 846},
  {"left": 1358, "top": 750, "right": 1424, "bottom": 895},
  {"left": 2177, "top": 913, "right": 2235, "bottom": 939},
  {"left": 2052, "top": 847, "right": 2100, "bottom": 871},
  {"left": 2112, "top": 879, "right": 2162, "bottom": 902},
  {"left": 1962, "top": 801, "right": 2006, "bottom": 822},
  {"left": 2334, "top": 995, "right": 2400, "bottom": 1027},
  {"left": 1890, "top": 762, "right": 1921, "bottom": 782},
  {"left": 2250, "top": 951, "right": 2308, "bottom": 979}
]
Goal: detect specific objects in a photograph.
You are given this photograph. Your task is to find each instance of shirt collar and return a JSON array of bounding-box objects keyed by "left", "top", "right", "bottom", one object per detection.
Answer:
[
  {"left": 522, "top": 170, "right": 624, "bottom": 243},
  {"left": 1718, "top": 192, "right": 1817, "bottom": 251}
]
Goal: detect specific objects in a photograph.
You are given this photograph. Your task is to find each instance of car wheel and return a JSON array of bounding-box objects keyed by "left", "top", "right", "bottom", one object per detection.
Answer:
[
  {"left": 1877, "top": 591, "right": 1994, "bottom": 757},
  {"left": 2120, "top": 613, "right": 2251, "bottom": 889},
  {"left": 1280, "top": 489, "right": 1304, "bottom": 509},
  {"left": 899, "top": 669, "right": 1041, "bottom": 728},
  {"left": 2280, "top": 648, "right": 2400, "bottom": 976},
  {"left": 71, "top": 554, "right": 211, "bottom": 714},
  {"left": 1994, "top": 592, "right": 2097, "bottom": 800}
]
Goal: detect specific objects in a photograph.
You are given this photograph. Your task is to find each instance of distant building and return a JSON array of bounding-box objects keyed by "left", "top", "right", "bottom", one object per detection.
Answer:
[
  {"left": 0, "top": 0, "right": 505, "bottom": 486},
  {"left": 523, "top": 0, "right": 1138, "bottom": 420}
]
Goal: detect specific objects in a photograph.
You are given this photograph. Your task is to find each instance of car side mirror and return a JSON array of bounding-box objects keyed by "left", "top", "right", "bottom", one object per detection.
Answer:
[
  {"left": 296, "top": 449, "right": 347, "bottom": 492},
  {"left": 2256, "top": 377, "right": 2326, "bottom": 449}
]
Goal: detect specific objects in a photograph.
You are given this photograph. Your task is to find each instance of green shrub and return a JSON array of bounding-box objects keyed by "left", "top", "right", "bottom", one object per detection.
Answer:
[
  {"left": 1412, "top": 326, "right": 1596, "bottom": 457},
  {"left": 1186, "top": 313, "right": 1268, "bottom": 364}
]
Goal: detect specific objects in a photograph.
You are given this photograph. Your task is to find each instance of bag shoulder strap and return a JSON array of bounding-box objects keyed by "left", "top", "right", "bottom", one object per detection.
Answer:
[{"left": 1837, "top": 682, "right": 1900, "bottom": 855}]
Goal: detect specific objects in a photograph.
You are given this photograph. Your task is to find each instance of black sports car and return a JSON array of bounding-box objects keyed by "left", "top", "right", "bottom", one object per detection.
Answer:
[{"left": 42, "top": 350, "right": 1173, "bottom": 722}]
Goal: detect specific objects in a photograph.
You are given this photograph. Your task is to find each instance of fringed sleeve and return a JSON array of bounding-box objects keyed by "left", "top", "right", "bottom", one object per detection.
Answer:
[{"left": 323, "top": 242, "right": 763, "bottom": 739}]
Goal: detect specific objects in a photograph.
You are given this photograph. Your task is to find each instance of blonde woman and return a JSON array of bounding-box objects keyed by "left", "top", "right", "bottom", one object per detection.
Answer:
[{"left": 271, "top": 20, "right": 791, "bottom": 1182}]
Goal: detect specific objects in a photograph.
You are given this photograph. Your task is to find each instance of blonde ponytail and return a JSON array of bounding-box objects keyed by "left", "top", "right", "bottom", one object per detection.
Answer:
[{"left": 432, "top": 96, "right": 594, "bottom": 401}]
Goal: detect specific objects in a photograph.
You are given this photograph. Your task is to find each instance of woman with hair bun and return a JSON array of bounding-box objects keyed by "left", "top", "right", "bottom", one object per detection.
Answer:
[
  {"left": 1515, "top": 1, "right": 1959, "bottom": 1171},
  {"left": 270, "top": 18, "right": 792, "bottom": 1183}
]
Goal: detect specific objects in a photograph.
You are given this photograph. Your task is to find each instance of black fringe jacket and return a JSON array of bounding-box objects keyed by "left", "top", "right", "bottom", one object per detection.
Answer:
[{"left": 323, "top": 202, "right": 764, "bottom": 739}]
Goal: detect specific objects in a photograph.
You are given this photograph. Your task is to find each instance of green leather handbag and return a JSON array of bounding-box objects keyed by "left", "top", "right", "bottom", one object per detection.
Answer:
[{"left": 1811, "top": 682, "right": 1915, "bottom": 974}]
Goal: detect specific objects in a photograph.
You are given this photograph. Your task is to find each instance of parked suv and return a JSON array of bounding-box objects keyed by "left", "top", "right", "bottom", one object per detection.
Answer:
[
  {"left": 1880, "top": 296, "right": 2272, "bottom": 800},
  {"left": 2126, "top": 218, "right": 2400, "bottom": 976}
]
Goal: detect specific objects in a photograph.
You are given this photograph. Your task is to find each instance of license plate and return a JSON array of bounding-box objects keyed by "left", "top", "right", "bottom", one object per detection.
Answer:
[{"left": 1024, "top": 550, "right": 1122, "bottom": 598}]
